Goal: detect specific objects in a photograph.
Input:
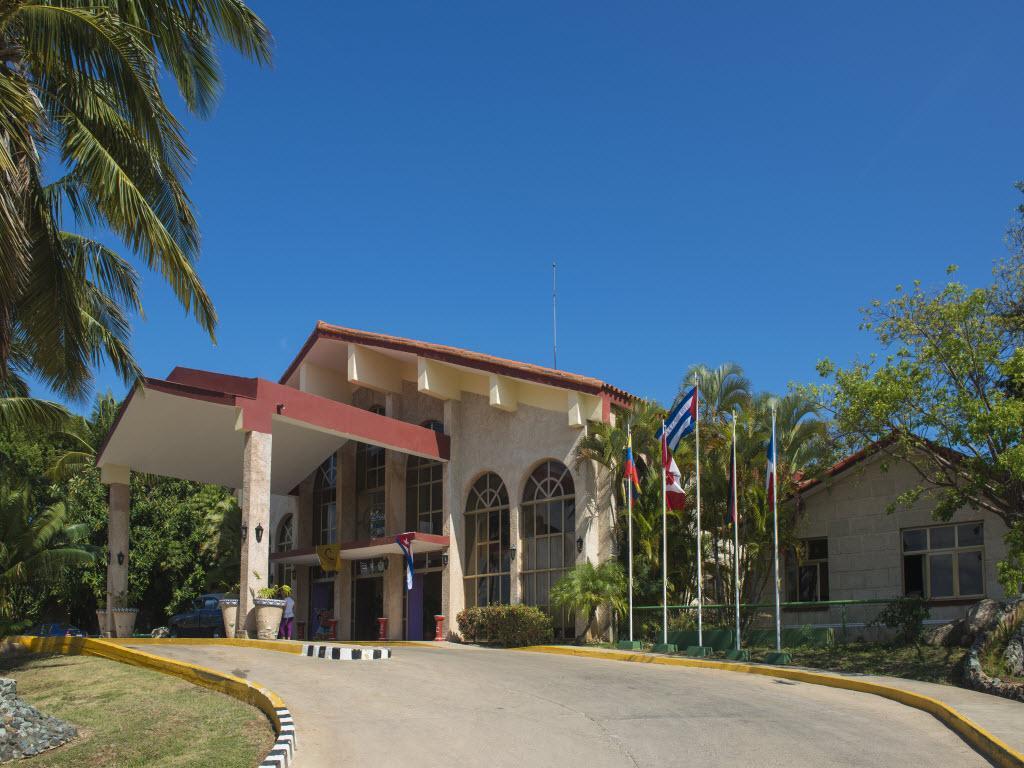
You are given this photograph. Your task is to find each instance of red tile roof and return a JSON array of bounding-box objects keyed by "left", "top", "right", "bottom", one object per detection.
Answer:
[{"left": 280, "top": 321, "right": 636, "bottom": 403}]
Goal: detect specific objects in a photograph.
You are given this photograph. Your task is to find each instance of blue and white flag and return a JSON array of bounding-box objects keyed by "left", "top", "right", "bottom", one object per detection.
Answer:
[
  {"left": 396, "top": 534, "right": 414, "bottom": 590},
  {"left": 656, "top": 385, "right": 698, "bottom": 452}
]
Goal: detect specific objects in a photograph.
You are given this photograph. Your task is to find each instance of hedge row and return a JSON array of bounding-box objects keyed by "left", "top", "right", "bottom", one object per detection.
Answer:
[{"left": 456, "top": 604, "right": 553, "bottom": 647}]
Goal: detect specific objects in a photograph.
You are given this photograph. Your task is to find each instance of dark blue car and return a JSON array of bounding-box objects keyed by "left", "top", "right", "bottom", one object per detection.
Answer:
[
  {"left": 168, "top": 593, "right": 226, "bottom": 638},
  {"left": 26, "top": 623, "right": 84, "bottom": 637}
]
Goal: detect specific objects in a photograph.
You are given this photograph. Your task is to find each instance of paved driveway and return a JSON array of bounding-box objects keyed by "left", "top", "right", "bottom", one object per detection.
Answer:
[{"left": 130, "top": 643, "right": 990, "bottom": 768}]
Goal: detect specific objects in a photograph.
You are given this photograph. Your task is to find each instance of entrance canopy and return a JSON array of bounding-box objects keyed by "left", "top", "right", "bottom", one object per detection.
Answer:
[
  {"left": 271, "top": 532, "right": 449, "bottom": 567},
  {"left": 97, "top": 368, "right": 449, "bottom": 494}
]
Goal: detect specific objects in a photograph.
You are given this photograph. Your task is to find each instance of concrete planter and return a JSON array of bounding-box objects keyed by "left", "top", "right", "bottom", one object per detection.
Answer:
[
  {"left": 254, "top": 598, "right": 285, "bottom": 641},
  {"left": 111, "top": 608, "right": 138, "bottom": 638},
  {"left": 95, "top": 609, "right": 109, "bottom": 637},
  {"left": 219, "top": 599, "right": 239, "bottom": 638}
]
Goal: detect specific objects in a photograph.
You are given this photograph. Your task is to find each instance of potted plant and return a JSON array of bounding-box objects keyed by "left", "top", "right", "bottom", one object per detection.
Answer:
[
  {"left": 110, "top": 589, "right": 140, "bottom": 638},
  {"left": 253, "top": 583, "right": 290, "bottom": 641},
  {"left": 218, "top": 584, "right": 240, "bottom": 638}
]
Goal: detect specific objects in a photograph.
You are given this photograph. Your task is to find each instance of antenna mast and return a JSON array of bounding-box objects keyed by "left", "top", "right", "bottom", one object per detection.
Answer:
[{"left": 552, "top": 260, "right": 558, "bottom": 369}]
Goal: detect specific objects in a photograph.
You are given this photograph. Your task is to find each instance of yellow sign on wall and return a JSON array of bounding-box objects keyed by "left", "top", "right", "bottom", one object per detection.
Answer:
[{"left": 316, "top": 544, "right": 341, "bottom": 572}]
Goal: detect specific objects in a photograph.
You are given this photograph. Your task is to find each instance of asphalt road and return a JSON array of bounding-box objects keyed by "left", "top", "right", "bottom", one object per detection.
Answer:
[{"left": 129, "top": 643, "right": 991, "bottom": 768}]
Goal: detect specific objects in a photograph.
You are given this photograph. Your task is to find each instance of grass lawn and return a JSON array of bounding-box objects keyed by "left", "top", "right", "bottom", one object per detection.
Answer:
[
  {"left": 0, "top": 654, "right": 274, "bottom": 767},
  {"left": 742, "top": 642, "right": 965, "bottom": 685}
]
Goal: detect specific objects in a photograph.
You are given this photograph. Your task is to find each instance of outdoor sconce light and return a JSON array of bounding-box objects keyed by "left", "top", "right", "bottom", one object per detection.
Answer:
[
  {"left": 509, "top": 546, "right": 517, "bottom": 561},
  {"left": 116, "top": 551, "right": 125, "bottom": 566},
  {"left": 441, "top": 553, "right": 449, "bottom": 566},
  {"left": 254, "top": 523, "right": 264, "bottom": 544},
  {"left": 241, "top": 525, "right": 248, "bottom": 542},
  {"left": 576, "top": 537, "right": 584, "bottom": 554}
]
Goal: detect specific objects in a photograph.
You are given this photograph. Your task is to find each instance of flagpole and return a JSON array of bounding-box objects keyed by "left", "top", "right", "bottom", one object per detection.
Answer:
[
  {"left": 627, "top": 427, "right": 634, "bottom": 643},
  {"left": 732, "top": 411, "right": 741, "bottom": 652},
  {"left": 694, "top": 375, "right": 703, "bottom": 647},
  {"left": 661, "top": 420, "right": 669, "bottom": 646},
  {"left": 771, "top": 403, "right": 781, "bottom": 652}
]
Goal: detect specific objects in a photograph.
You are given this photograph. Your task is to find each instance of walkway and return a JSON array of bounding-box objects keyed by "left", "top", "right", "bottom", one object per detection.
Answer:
[{"left": 128, "top": 642, "right": 1005, "bottom": 767}]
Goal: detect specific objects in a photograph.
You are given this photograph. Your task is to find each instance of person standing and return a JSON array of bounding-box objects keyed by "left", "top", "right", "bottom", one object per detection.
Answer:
[{"left": 279, "top": 593, "right": 295, "bottom": 640}]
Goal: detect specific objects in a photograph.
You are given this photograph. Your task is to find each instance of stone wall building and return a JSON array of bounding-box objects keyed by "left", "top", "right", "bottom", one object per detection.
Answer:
[
  {"left": 98, "top": 322, "right": 630, "bottom": 641},
  {"left": 781, "top": 445, "right": 1011, "bottom": 635}
]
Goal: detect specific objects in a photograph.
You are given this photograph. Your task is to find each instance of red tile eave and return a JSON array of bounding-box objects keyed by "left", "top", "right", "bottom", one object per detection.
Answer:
[{"left": 279, "top": 321, "right": 638, "bottom": 403}]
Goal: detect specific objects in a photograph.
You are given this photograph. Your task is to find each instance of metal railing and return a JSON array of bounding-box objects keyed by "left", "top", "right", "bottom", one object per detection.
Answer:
[{"left": 626, "top": 598, "right": 943, "bottom": 648}]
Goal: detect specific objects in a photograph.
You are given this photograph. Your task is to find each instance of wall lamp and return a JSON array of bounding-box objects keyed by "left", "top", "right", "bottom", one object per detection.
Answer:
[
  {"left": 576, "top": 537, "right": 584, "bottom": 554},
  {"left": 509, "top": 546, "right": 517, "bottom": 561},
  {"left": 254, "top": 523, "right": 264, "bottom": 544},
  {"left": 441, "top": 552, "right": 449, "bottom": 566},
  {"left": 116, "top": 551, "right": 125, "bottom": 566}
]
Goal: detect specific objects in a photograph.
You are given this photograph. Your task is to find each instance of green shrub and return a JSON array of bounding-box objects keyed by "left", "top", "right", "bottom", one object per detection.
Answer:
[
  {"left": 869, "top": 596, "right": 930, "bottom": 646},
  {"left": 456, "top": 604, "right": 554, "bottom": 647}
]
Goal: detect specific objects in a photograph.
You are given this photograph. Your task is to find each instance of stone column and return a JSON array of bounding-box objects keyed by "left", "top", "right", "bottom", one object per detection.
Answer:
[
  {"left": 337, "top": 564, "right": 353, "bottom": 640},
  {"left": 101, "top": 464, "right": 130, "bottom": 638},
  {"left": 237, "top": 430, "right": 273, "bottom": 638},
  {"left": 440, "top": 400, "right": 463, "bottom": 639}
]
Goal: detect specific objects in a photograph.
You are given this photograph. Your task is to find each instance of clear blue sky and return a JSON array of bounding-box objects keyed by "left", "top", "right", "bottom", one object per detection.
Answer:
[{"left": 49, "top": 1, "right": 1024, "bottom": 413}]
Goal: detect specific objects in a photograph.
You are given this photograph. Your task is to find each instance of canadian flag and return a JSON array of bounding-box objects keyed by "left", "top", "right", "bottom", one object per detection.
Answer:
[{"left": 661, "top": 431, "right": 687, "bottom": 511}]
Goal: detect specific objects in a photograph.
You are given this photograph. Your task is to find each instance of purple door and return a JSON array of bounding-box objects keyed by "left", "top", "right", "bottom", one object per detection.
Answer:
[
  {"left": 406, "top": 574, "right": 425, "bottom": 640},
  {"left": 310, "top": 581, "right": 333, "bottom": 637}
]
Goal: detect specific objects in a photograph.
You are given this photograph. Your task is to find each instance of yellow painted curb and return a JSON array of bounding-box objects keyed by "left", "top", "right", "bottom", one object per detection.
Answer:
[
  {"left": 518, "top": 645, "right": 1024, "bottom": 768},
  {"left": 104, "top": 636, "right": 303, "bottom": 655},
  {"left": 11, "top": 636, "right": 289, "bottom": 734}
]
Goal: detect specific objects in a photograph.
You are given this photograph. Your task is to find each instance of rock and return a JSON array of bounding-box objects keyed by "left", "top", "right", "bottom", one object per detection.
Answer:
[
  {"left": 965, "top": 599, "right": 1001, "bottom": 635},
  {"left": 923, "top": 622, "right": 956, "bottom": 646},
  {"left": 1005, "top": 628, "right": 1024, "bottom": 677},
  {"left": 150, "top": 626, "right": 170, "bottom": 638},
  {"left": 0, "top": 677, "right": 77, "bottom": 763}
]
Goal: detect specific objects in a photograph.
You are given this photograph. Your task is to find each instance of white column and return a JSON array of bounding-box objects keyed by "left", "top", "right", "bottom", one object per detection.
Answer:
[
  {"left": 237, "top": 430, "right": 272, "bottom": 638},
  {"left": 440, "top": 399, "right": 463, "bottom": 639},
  {"left": 101, "top": 464, "right": 130, "bottom": 638}
]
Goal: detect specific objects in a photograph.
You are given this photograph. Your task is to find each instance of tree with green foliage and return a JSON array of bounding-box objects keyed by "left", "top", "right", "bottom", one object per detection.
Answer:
[
  {"left": 812, "top": 214, "right": 1024, "bottom": 595},
  {"left": 0, "top": 0, "right": 272, "bottom": 429},
  {"left": 0, "top": 485, "right": 95, "bottom": 634},
  {"left": 550, "top": 561, "right": 627, "bottom": 642}
]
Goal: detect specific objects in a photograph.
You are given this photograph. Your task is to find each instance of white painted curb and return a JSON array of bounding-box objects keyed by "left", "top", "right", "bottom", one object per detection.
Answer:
[{"left": 301, "top": 644, "right": 391, "bottom": 661}]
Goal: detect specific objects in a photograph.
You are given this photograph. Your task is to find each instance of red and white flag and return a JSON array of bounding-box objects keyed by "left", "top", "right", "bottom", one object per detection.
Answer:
[{"left": 661, "top": 431, "right": 686, "bottom": 511}]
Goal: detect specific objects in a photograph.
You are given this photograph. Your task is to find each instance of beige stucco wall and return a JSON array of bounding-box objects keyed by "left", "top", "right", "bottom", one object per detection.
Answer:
[
  {"left": 284, "top": 374, "right": 613, "bottom": 641},
  {"left": 789, "top": 452, "right": 1009, "bottom": 630}
]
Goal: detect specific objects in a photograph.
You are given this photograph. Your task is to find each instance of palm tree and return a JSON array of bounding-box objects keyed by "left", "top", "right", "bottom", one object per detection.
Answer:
[
  {"left": 47, "top": 391, "right": 120, "bottom": 482},
  {"left": 0, "top": 485, "right": 95, "bottom": 633},
  {"left": 0, "top": 1, "right": 272, "bottom": 428},
  {"left": 549, "top": 560, "right": 627, "bottom": 642}
]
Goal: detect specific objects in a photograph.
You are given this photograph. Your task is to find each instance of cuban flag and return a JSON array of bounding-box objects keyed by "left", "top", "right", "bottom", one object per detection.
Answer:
[
  {"left": 656, "top": 385, "right": 698, "bottom": 452},
  {"left": 765, "top": 430, "right": 776, "bottom": 505},
  {"left": 396, "top": 533, "right": 415, "bottom": 590},
  {"left": 624, "top": 433, "right": 642, "bottom": 497}
]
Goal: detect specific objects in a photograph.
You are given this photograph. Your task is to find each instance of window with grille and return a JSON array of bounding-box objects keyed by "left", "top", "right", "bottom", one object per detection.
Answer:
[
  {"left": 520, "top": 461, "right": 575, "bottom": 635},
  {"left": 313, "top": 455, "right": 337, "bottom": 545},
  {"left": 902, "top": 522, "right": 984, "bottom": 600},
  {"left": 463, "top": 473, "right": 511, "bottom": 608}
]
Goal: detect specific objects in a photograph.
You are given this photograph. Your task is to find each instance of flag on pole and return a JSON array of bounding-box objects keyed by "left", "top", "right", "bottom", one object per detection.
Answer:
[
  {"left": 396, "top": 534, "right": 415, "bottom": 590},
  {"left": 656, "top": 385, "right": 698, "bottom": 451},
  {"left": 624, "top": 433, "right": 641, "bottom": 497},
  {"left": 661, "top": 431, "right": 686, "bottom": 511}
]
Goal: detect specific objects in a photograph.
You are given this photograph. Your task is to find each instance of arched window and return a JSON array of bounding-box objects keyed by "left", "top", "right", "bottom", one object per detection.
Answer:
[
  {"left": 274, "top": 514, "right": 295, "bottom": 588},
  {"left": 356, "top": 404, "right": 386, "bottom": 539},
  {"left": 464, "top": 473, "right": 511, "bottom": 608},
  {"left": 313, "top": 454, "right": 337, "bottom": 545},
  {"left": 521, "top": 460, "right": 575, "bottom": 634},
  {"left": 406, "top": 421, "right": 444, "bottom": 535}
]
